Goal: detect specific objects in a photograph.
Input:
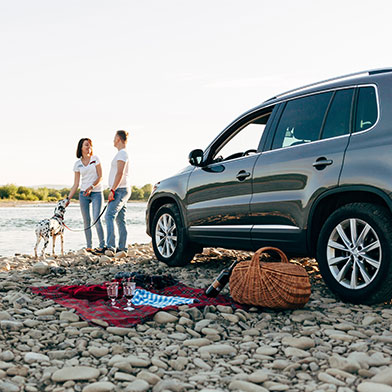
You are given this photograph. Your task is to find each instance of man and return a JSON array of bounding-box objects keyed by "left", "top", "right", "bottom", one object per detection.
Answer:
[{"left": 105, "top": 130, "right": 131, "bottom": 255}]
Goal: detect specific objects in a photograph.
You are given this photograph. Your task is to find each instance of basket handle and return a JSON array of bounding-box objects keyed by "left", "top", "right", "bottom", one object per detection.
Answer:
[{"left": 251, "top": 246, "right": 289, "bottom": 268}]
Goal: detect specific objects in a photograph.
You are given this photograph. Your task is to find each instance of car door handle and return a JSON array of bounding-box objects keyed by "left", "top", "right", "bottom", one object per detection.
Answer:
[
  {"left": 236, "top": 170, "right": 251, "bottom": 181},
  {"left": 313, "top": 158, "right": 333, "bottom": 170}
]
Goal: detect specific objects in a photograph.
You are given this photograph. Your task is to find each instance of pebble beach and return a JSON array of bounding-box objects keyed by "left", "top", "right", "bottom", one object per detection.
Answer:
[{"left": 0, "top": 245, "right": 391, "bottom": 392}]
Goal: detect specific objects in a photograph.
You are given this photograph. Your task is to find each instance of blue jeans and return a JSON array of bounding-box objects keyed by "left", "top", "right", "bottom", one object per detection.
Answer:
[
  {"left": 79, "top": 191, "right": 105, "bottom": 249},
  {"left": 105, "top": 187, "right": 131, "bottom": 251}
]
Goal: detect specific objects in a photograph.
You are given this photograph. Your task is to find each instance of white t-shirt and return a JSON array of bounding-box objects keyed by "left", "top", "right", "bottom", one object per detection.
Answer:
[
  {"left": 108, "top": 149, "right": 129, "bottom": 189},
  {"left": 73, "top": 155, "right": 103, "bottom": 192}
]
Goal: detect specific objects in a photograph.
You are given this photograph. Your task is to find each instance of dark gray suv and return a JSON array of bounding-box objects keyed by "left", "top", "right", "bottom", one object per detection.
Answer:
[{"left": 146, "top": 68, "right": 392, "bottom": 304}]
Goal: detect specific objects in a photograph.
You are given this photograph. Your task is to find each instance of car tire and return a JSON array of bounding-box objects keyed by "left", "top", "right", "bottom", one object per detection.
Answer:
[
  {"left": 316, "top": 202, "right": 392, "bottom": 304},
  {"left": 151, "top": 203, "right": 196, "bottom": 266}
]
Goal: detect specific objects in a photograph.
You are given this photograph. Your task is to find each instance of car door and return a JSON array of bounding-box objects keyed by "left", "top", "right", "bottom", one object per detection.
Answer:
[
  {"left": 250, "top": 88, "right": 355, "bottom": 253},
  {"left": 186, "top": 107, "right": 275, "bottom": 248}
]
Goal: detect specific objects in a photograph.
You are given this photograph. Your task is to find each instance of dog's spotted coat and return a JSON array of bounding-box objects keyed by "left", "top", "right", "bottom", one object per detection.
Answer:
[{"left": 34, "top": 199, "right": 68, "bottom": 259}]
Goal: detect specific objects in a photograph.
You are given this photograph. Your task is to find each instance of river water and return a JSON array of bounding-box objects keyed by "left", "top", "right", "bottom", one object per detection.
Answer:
[{"left": 0, "top": 202, "right": 150, "bottom": 257}]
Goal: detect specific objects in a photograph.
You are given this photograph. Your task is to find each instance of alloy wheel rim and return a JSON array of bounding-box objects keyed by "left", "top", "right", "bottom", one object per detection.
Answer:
[
  {"left": 155, "top": 213, "right": 178, "bottom": 258},
  {"left": 327, "top": 218, "right": 382, "bottom": 289}
]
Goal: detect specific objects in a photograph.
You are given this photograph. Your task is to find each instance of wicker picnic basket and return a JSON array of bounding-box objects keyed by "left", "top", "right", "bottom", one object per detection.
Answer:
[{"left": 229, "top": 247, "right": 311, "bottom": 309}]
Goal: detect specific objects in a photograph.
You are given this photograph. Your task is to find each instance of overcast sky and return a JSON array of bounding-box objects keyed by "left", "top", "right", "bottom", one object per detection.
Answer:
[{"left": 1, "top": 0, "right": 391, "bottom": 188}]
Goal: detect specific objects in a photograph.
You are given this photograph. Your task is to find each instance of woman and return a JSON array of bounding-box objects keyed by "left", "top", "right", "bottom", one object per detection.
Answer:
[{"left": 67, "top": 138, "right": 105, "bottom": 253}]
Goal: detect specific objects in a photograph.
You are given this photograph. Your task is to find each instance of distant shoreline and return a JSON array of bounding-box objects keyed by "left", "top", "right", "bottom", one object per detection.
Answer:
[{"left": 0, "top": 199, "right": 147, "bottom": 207}]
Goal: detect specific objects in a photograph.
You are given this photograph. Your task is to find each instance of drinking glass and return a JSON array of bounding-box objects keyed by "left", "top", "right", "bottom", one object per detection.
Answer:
[
  {"left": 105, "top": 282, "right": 119, "bottom": 308},
  {"left": 122, "top": 281, "right": 136, "bottom": 311}
]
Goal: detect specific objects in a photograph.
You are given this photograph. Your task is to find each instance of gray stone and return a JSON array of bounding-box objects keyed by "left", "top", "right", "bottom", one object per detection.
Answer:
[
  {"left": 369, "top": 352, "right": 391, "bottom": 366},
  {"left": 106, "top": 327, "right": 133, "bottom": 336},
  {"left": 256, "top": 346, "right": 278, "bottom": 356},
  {"left": 281, "top": 336, "right": 315, "bottom": 349},
  {"left": 216, "top": 305, "right": 233, "bottom": 314},
  {"left": 35, "top": 307, "right": 56, "bottom": 316},
  {"left": 136, "top": 370, "right": 161, "bottom": 385},
  {"left": 51, "top": 366, "right": 100, "bottom": 382},
  {"left": 229, "top": 380, "right": 268, "bottom": 392},
  {"left": 199, "top": 344, "right": 237, "bottom": 355},
  {"left": 329, "top": 354, "right": 360, "bottom": 373},
  {"left": 372, "top": 366, "right": 392, "bottom": 385},
  {"left": 114, "top": 372, "right": 136, "bottom": 381},
  {"left": 317, "top": 372, "right": 345, "bottom": 386},
  {"left": 183, "top": 338, "right": 210, "bottom": 347},
  {"left": 32, "top": 262, "right": 50, "bottom": 275},
  {"left": 357, "top": 382, "right": 392, "bottom": 392},
  {"left": 153, "top": 311, "right": 178, "bottom": 324},
  {"left": 168, "top": 332, "right": 188, "bottom": 340},
  {"left": 48, "top": 350, "right": 78, "bottom": 360},
  {"left": 88, "top": 346, "right": 109, "bottom": 358},
  {"left": 151, "top": 357, "right": 168, "bottom": 370},
  {"left": 91, "top": 319, "right": 109, "bottom": 328},
  {"left": 153, "top": 379, "right": 185, "bottom": 392},
  {"left": 125, "top": 380, "right": 149, "bottom": 392},
  {"left": 60, "top": 311, "right": 80, "bottom": 322},
  {"left": 248, "top": 370, "right": 269, "bottom": 383},
  {"left": 0, "top": 351, "right": 14, "bottom": 362},
  {"left": 263, "top": 382, "right": 290, "bottom": 391},
  {"left": 284, "top": 347, "right": 310, "bottom": 358},
  {"left": 0, "top": 381, "right": 19, "bottom": 392},
  {"left": 0, "top": 320, "right": 23, "bottom": 331},
  {"left": 169, "top": 356, "right": 188, "bottom": 371},
  {"left": 24, "top": 352, "right": 50, "bottom": 364},
  {"left": 362, "top": 315, "right": 381, "bottom": 326},
  {"left": 0, "top": 312, "right": 11, "bottom": 321},
  {"left": 127, "top": 355, "right": 151, "bottom": 368},
  {"left": 221, "top": 313, "right": 240, "bottom": 323},
  {"left": 271, "top": 360, "right": 291, "bottom": 369},
  {"left": 193, "top": 358, "right": 211, "bottom": 370},
  {"left": 112, "top": 361, "right": 133, "bottom": 373},
  {"left": 82, "top": 382, "right": 116, "bottom": 392}
]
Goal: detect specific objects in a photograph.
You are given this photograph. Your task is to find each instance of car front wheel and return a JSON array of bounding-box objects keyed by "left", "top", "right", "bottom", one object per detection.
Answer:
[
  {"left": 151, "top": 203, "right": 196, "bottom": 266},
  {"left": 317, "top": 202, "right": 392, "bottom": 304}
]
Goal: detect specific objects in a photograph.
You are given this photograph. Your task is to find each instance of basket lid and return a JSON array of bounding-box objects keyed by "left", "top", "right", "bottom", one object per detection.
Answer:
[{"left": 261, "top": 262, "right": 308, "bottom": 277}]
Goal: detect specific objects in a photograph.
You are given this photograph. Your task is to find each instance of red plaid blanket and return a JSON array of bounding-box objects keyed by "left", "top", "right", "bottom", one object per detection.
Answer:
[{"left": 30, "top": 283, "right": 242, "bottom": 327}]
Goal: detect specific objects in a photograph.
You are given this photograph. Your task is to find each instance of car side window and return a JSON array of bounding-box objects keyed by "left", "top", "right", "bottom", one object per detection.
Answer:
[
  {"left": 321, "top": 88, "right": 354, "bottom": 140},
  {"left": 354, "top": 86, "right": 378, "bottom": 132},
  {"left": 272, "top": 92, "right": 333, "bottom": 150},
  {"left": 212, "top": 112, "right": 271, "bottom": 162}
]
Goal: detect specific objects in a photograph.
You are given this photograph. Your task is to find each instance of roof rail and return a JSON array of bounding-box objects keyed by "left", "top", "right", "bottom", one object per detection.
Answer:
[{"left": 264, "top": 68, "right": 392, "bottom": 103}]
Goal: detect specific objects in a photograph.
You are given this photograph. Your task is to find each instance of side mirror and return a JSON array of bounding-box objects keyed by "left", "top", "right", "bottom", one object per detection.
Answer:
[{"left": 188, "top": 149, "right": 204, "bottom": 166}]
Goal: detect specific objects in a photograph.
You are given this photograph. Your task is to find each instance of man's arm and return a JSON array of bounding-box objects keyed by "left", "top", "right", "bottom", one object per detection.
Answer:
[{"left": 108, "top": 160, "right": 126, "bottom": 201}]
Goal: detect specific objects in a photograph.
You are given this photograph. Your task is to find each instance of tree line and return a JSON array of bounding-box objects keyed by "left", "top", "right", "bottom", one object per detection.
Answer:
[{"left": 0, "top": 184, "right": 152, "bottom": 202}]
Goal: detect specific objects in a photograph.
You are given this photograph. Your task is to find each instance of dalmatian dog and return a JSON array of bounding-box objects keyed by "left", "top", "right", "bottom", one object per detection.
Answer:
[{"left": 34, "top": 199, "right": 68, "bottom": 259}]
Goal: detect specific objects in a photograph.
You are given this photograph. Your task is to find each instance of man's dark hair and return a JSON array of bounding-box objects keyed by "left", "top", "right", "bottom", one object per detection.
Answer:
[{"left": 116, "top": 130, "right": 128, "bottom": 142}]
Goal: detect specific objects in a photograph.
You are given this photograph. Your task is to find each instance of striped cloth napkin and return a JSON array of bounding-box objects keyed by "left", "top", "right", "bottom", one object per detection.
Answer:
[{"left": 131, "top": 289, "right": 197, "bottom": 308}]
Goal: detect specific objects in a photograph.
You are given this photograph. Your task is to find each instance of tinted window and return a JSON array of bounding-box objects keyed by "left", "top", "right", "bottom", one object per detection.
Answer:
[
  {"left": 272, "top": 92, "right": 332, "bottom": 149},
  {"left": 321, "top": 88, "right": 354, "bottom": 139},
  {"left": 354, "top": 86, "right": 378, "bottom": 132},
  {"left": 213, "top": 112, "right": 271, "bottom": 162}
]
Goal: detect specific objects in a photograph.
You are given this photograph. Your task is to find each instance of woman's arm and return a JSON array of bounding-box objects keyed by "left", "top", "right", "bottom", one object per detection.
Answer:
[
  {"left": 67, "top": 171, "right": 80, "bottom": 205},
  {"left": 84, "top": 163, "right": 103, "bottom": 196}
]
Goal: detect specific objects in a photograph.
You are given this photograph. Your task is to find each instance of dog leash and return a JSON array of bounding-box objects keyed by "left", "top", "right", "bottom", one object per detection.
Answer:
[{"left": 63, "top": 204, "right": 108, "bottom": 232}]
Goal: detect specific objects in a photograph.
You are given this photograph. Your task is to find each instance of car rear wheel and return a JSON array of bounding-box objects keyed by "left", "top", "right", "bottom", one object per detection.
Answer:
[
  {"left": 317, "top": 202, "right": 392, "bottom": 304},
  {"left": 151, "top": 203, "right": 197, "bottom": 266}
]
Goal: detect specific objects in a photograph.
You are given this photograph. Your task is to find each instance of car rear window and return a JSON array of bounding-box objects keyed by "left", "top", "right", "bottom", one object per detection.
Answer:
[
  {"left": 354, "top": 86, "right": 378, "bottom": 132},
  {"left": 321, "top": 88, "right": 354, "bottom": 140},
  {"left": 272, "top": 92, "right": 333, "bottom": 149}
]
